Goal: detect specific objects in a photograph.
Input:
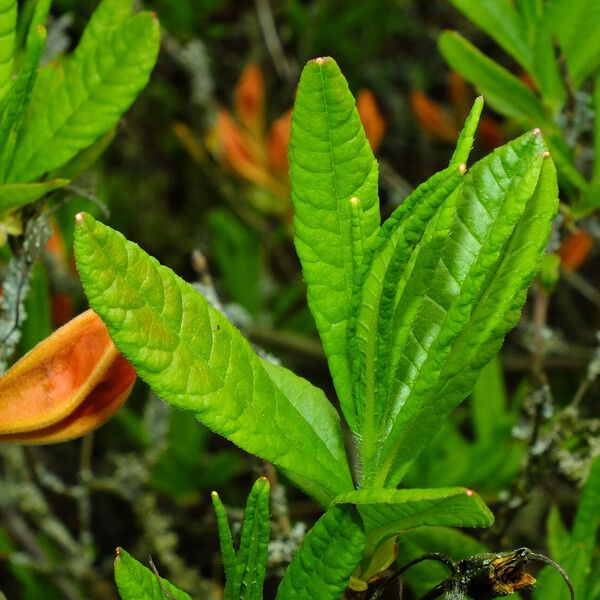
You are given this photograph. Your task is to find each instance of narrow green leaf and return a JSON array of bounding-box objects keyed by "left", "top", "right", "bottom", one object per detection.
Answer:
[
  {"left": 450, "top": 96, "right": 483, "bottom": 167},
  {"left": 333, "top": 487, "right": 493, "bottom": 566},
  {"left": 74, "top": 213, "right": 353, "bottom": 506},
  {"left": 8, "top": 11, "right": 160, "bottom": 182},
  {"left": 275, "top": 505, "right": 365, "bottom": 600},
  {"left": 373, "top": 132, "right": 557, "bottom": 487},
  {"left": 0, "top": 22, "right": 46, "bottom": 180},
  {"left": 439, "top": 31, "right": 546, "bottom": 125},
  {"left": 211, "top": 491, "right": 237, "bottom": 600},
  {"left": 290, "top": 57, "right": 380, "bottom": 425},
  {"left": 233, "top": 478, "right": 270, "bottom": 600},
  {"left": 114, "top": 547, "right": 193, "bottom": 600},
  {"left": 572, "top": 454, "right": 600, "bottom": 554},
  {"left": 545, "top": 0, "right": 600, "bottom": 86},
  {"left": 351, "top": 166, "right": 465, "bottom": 484},
  {"left": 0, "top": 0, "right": 17, "bottom": 104},
  {"left": 0, "top": 178, "right": 69, "bottom": 211},
  {"left": 449, "top": 0, "right": 532, "bottom": 70}
]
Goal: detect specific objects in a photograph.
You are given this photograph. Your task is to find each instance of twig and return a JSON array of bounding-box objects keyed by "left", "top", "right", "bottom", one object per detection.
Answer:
[{"left": 254, "top": 0, "right": 294, "bottom": 81}]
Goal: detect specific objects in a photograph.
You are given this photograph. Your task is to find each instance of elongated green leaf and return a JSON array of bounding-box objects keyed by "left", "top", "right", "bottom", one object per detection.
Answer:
[
  {"left": 0, "top": 22, "right": 46, "bottom": 180},
  {"left": 0, "top": 179, "right": 69, "bottom": 211},
  {"left": 471, "top": 355, "right": 507, "bottom": 444},
  {"left": 383, "top": 134, "right": 558, "bottom": 487},
  {"left": 352, "top": 166, "right": 465, "bottom": 484},
  {"left": 74, "top": 214, "right": 353, "bottom": 506},
  {"left": 0, "top": 0, "right": 16, "bottom": 104},
  {"left": 450, "top": 96, "right": 483, "bottom": 167},
  {"left": 371, "top": 132, "right": 557, "bottom": 487},
  {"left": 275, "top": 505, "right": 365, "bottom": 600},
  {"left": 114, "top": 547, "right": 192, "bottom": 600},
  {"left": 289, "top": 57, "right": 380, "bottom": 426},
  {"left": 71, "top": 0, "right": 132, "bottom": 63},
  {"left": 8, "top": 11, "right": 160, "bottom": 182},
  {"left": 545, "top": 0, "right": 600, "bottom": 86},
  {"left": 439, "top": 31, "right": 546, "bottom": 125},
  {"left": 333, "top": 487, "right": 493, "bottom": 567},
  {"left": 211, "top": 492, "right": 237, "bottom": 600},
  {"left": 233, "top": 478, "right": 270, "bottom": 600},
  {"left": 449, "top": 0, "right": 532, "bottom": 70}
]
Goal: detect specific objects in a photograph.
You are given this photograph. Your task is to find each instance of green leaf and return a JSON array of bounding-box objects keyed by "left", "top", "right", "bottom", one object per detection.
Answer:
[
  {"left": 471, "top": 355, "right": 507, "bottom": 444},
  {"left": 333, "top": 487, "right": 493, "bottom": 570},
  {"left": 114, "top": 547, "right": 193, "bottom": 600},
  {"left": 372, "top": 132, "right": 557, "bottom": 487},
  {"left": 0, "top": 179, "right": 69, "bottom": 212},
  {"left": 289, "top": 56, "right": 380, "bottom": 427},
  {"left": 0, "top": 0, "right": 17, "bottom": 105},
  {"left": 351, "top": 166, "right": 465, "bottom": 484},
  {"left": 545, "top": 0, "right": 600, "bottom": 86},
  {"left": 439, "top": 31, "right": 546, "bottom": 125},
  {"left": 449, "top": 0, "right": 532, "bottom": 70},
  {"left": 572, "top": 454, "right": 600, "bottom": 553},
  {"left": 233, "top": 478, "right": 270, "bottom": 600},
  {"left": 450, "top": 96, "right": 483, "bottom": 167},
  {"left": 275, "top": 505, "right": 365, "bottom": 600},
  {"left": 70, "top": 0, "right": 133, "bottom": 63},
  {"left": 74, "top": 213, "right": 353, "bottom": 506},
  {"left": 8, "top": 11, "right": 160, "bottom": 182},
  {"left": 0, "top": 21, "right": 46, "bottom": 179},
  {"left": 211, "top": 491, "right": 237, "bottom": 600}
]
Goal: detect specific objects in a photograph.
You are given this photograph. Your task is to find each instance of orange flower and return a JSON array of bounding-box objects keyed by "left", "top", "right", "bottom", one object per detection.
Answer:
[
  {"left": 558, "top": 230, "right": 594, "bottom": 271},
  {"left": 411, "top": 73, "right": 504, "bottom": 150},
  {"left": 0, "top": 310, "right": 136, "bottom": 444},
  {"left": 194, "top": 63, "right": 387, "bottom": 214}
]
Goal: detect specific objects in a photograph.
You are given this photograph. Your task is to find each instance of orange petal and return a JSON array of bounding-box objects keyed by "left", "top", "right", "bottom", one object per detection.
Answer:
[
  {"left": 267, "top": 109, "right": 292, "bottom": 174},
  {"left": 558, "top": 230, "right": 595, "bottom": 271},
  {"left": 235, "top": 64, "right": 265, "bottom": 138},
  {"left": 357, "top": 90, "right": 386, "bottom": 152},
  {"left": 410, "top": 90, "right": 459, "bottom": 143},
  {"left": 0, "top": 310, "right": 136, "bottom": 444}
]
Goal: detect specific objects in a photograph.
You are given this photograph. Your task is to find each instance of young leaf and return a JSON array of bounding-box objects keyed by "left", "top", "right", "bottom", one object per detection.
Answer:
[
  {"left": 0, "top": 310, "right": 136, "bottom": 444},
  {"left": 8, "top": 11, "right": 160, "bottom": 182},
  {"left": 351, "top": 166, "right": 465, "bottom": 483},
  {"left": 74, "top": 213, "right": 354, "bottom": 506},
  {"left": 211, "top": 492, "right": 237, "bottom": 600},
  {"left": 232, "top": 477, "right": 270, "bottom": 600},
  {"left": 439, "top": 31, "right": 546, "bottom": 125},
  {"left": 448, "top": 0, "right": 532, "bottom": 71},
  {"left": 372, "top": 132, "right": 557, "bottom": 487},
  {"left": 545, "top": 0, "right": 600, "bottom": 86},
  {"left": 450, "top": 96, "right": 483, "bottom": 167},
  {"left": 0, "top": 0, "right": 17, "bottom": 105},
  {"left": 333, "top": 487, "right": 493, "bottom": 567},
  {"left": 289, "top": 56, "right": 380, "bottom": 426},
  {"left": 275, "top": 505, "right": 365, "bottom": 600},
  {"left": 114, "top": 547, "right": 192, "bottom": 600}
]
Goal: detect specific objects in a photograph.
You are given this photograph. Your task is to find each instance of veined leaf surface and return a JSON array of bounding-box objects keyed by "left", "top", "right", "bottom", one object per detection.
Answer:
[
  {"left": 114, "top": 547, "right": 192, "bottom": 600},
  {"left": 275, "top": 505, "right": 365, "bottom": 600},
  {"left": 0, "top": 0, "right": 16, "bottom": 104},
  {"left": 8, "top": 11, "right": 159, "bottom": 182},
  {"left": 289, "top": 56, "right": 380, "bottom": 428},
  {"left": 74, "top": 214, "right": 353, "bottom": 506},
  {"left": 369, "top": 131, "right": 557, "bottom": 487},
  {"left": 0, "top": 179, "right": 69, "bottom": 212}
]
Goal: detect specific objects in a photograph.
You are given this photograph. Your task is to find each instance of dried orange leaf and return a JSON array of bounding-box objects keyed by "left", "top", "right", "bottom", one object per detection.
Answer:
[
  {"left": 0, "top": 310, "right": 136, "bottom": 444},
  {"left": 267, "top": 109, "right": 292, "bottom": 175}
]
